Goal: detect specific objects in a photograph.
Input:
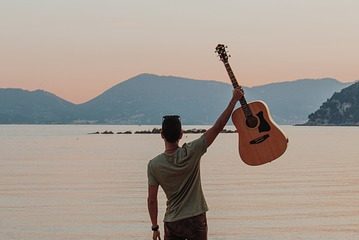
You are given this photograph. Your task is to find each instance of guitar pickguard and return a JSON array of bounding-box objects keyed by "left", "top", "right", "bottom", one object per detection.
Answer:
[{"left": 257, "top": 111, "right": 271, "bottom": 133}]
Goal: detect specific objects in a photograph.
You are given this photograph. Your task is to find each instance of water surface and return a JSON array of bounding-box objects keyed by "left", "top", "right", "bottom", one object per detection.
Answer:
[{"left": 0, "top": 125, "right": 358, "bottom": 239}]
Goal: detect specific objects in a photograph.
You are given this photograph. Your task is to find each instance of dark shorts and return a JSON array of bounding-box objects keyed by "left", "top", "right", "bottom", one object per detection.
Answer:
[{"left": 164, "top": 213, "right": 207, "bottom": 240}]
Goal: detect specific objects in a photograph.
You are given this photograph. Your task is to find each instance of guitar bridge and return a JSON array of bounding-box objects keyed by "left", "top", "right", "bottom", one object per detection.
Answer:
[{"left": 250, "top": 134, "right": 270, "bottom": 144}]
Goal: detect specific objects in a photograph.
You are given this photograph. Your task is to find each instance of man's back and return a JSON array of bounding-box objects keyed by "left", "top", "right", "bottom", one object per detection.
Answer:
[{"left": 147, "top": 135, "right": 208, "bottom": 222}]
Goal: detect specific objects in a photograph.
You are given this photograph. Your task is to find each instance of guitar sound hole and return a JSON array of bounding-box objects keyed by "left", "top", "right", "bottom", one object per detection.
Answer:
[{"left": 246, "top": 116, "right": 258, "bottom": 128}]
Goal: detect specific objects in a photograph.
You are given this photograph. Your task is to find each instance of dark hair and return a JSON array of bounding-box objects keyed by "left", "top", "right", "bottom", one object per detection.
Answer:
[{"left": 162, "top": 115, "right": 182, "bottom": 143}]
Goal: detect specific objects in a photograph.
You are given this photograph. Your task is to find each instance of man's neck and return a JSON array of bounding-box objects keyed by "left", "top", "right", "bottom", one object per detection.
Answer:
[{"left": 164, "top": 142, "right": 179, "bottom": 154}]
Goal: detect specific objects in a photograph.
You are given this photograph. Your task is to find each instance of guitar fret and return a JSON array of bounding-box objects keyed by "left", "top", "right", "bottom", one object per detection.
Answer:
[
  {"left": 224, "top": 63, "right": 239, "bottom": 88},
  {"left": 239, "top": 98, "right": 251, "bottom": 116}
]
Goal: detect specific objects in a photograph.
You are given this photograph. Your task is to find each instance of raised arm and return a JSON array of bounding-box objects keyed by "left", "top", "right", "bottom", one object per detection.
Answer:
[{"left": 204, "top": 87, "right": 243, "bottom": 147}]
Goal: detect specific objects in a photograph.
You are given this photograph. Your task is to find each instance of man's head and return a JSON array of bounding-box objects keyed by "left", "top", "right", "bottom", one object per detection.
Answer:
[{"left": 161, "top": 115, "right": 182, "bottom": 143}]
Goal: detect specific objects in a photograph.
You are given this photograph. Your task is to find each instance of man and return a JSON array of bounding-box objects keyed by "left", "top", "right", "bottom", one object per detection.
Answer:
[{"left": 147, "top": 88, "right": 244, "bottom": 240}]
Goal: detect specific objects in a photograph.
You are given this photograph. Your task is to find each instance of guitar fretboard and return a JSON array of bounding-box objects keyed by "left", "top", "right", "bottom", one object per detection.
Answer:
[{"left": 223, "top": 62, "right": 253, "bottom": 118}]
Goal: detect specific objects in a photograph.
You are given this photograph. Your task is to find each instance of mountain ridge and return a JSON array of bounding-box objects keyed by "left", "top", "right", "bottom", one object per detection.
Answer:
[
  {"left": 0, "top": 74, "right": 354, "bottom": 124},
  {"left": 0, "top": 88, "right": 76, "bottom": 124}
]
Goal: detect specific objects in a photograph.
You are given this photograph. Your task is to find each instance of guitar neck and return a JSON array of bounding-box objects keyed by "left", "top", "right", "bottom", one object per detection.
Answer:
[
  {"left": 223, "top": 62, "right": 252, "bottom": 117},
  {"left": 224, "top": 62, "right": 240, "bottom": 88}
]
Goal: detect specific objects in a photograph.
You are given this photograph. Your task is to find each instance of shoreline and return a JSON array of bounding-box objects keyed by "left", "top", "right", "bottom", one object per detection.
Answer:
[{"left": 89, "top": 128, "right": 237, "bottom": 135}]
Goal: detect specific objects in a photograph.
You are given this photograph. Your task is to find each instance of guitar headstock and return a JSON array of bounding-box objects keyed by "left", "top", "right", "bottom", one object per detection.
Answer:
[{"left": 215, "top": 44, "right": 230, "bottom": 63}]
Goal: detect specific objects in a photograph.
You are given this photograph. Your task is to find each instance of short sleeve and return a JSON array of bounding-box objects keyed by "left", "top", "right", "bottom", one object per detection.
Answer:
[
  {"left": 185, "top": 134, "right": 207, "bottom": 156},
  {"left": 147, "top": 161, "right": 159, "bottom": 186}
]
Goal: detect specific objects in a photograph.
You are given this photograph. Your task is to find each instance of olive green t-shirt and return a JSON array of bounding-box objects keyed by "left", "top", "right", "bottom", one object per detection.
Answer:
[{"left": 147, "top": 135, "right": 208, "bottom": 222}]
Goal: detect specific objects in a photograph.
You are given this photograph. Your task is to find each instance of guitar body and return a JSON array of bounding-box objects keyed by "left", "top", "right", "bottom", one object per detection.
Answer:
[{"left": 232, "top": 100, "right": 288, "bottom": 166}]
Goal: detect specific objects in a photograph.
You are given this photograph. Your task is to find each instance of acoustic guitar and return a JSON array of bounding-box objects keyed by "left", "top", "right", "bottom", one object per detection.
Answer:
[{"left": 215, "top": 44, "right": 288, "bottom": 166}]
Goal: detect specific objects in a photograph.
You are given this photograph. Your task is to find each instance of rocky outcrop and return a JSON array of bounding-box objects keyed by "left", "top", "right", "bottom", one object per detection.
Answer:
[{"left": 304, "top": 82, "right": 359, "bottom": 126}]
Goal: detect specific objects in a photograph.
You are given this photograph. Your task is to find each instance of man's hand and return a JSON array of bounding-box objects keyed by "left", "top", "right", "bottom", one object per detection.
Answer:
[
  {"left": 232, "top": 87, "right": 244, "bottom": 102},
  {"left": 152, "top": 230, "right": 161, "bottom": 240}
]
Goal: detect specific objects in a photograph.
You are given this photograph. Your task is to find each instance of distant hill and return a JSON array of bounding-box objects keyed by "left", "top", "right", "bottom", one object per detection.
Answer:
[
  {"left": 0, "top": 74, "right": 353, "bottom": 124},
  {"left": 77, "top": 74, "right": 233, "bottom": 124},
  {"left": 247, "top": 78, "right": 352, "bottom": 124},
  {"left": 76, "top": 74, "right": 351, "bottom": 124},
  {"left": 304, "top": 82, "right": 359, "bottom": 126},
  {"left": 0, "top": 88, "right": 76, "bottom": 124}
]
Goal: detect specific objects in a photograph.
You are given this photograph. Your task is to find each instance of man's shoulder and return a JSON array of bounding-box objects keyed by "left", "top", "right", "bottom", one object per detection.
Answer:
[
  {"left": 182, "top": 135, "right": 207, "bottom": 152},
  {"left": 148, "top": 153, "right": 165, "bottom": 166}
]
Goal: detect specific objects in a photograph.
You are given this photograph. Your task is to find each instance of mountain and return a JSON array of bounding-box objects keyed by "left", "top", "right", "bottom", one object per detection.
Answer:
[
  {"left": 0, "top": 74, "right": 353, "bottom": 124},
  {"left": 77, "top": 74, "right": 233, "bottom": 124},
  {"left": 76, "top": 74, "right": 351, "bottom": 124},
  {"left": 246, "top": 78, "right": 352, "bottom": 124},
  {"left": 0, "top": 88, "right": 76, "bottom": 124},
  {"left": 304, "top": 81, "right": 359, "bottom": 125}
]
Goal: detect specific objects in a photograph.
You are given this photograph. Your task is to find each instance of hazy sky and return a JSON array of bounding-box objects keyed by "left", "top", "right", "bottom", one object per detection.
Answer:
[{"left": 1, "top": 0, "right": 358, "bottom": 103}]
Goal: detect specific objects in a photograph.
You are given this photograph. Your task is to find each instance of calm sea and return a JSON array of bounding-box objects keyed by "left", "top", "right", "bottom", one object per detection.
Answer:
[{"left": 0, "top": 125, "right": 358, "bottom": 240}]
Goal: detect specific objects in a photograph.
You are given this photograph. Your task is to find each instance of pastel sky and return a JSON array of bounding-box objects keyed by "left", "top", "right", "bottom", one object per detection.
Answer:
[{"left": 1, "top": 0, "right": 358, "bottom": 103}]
